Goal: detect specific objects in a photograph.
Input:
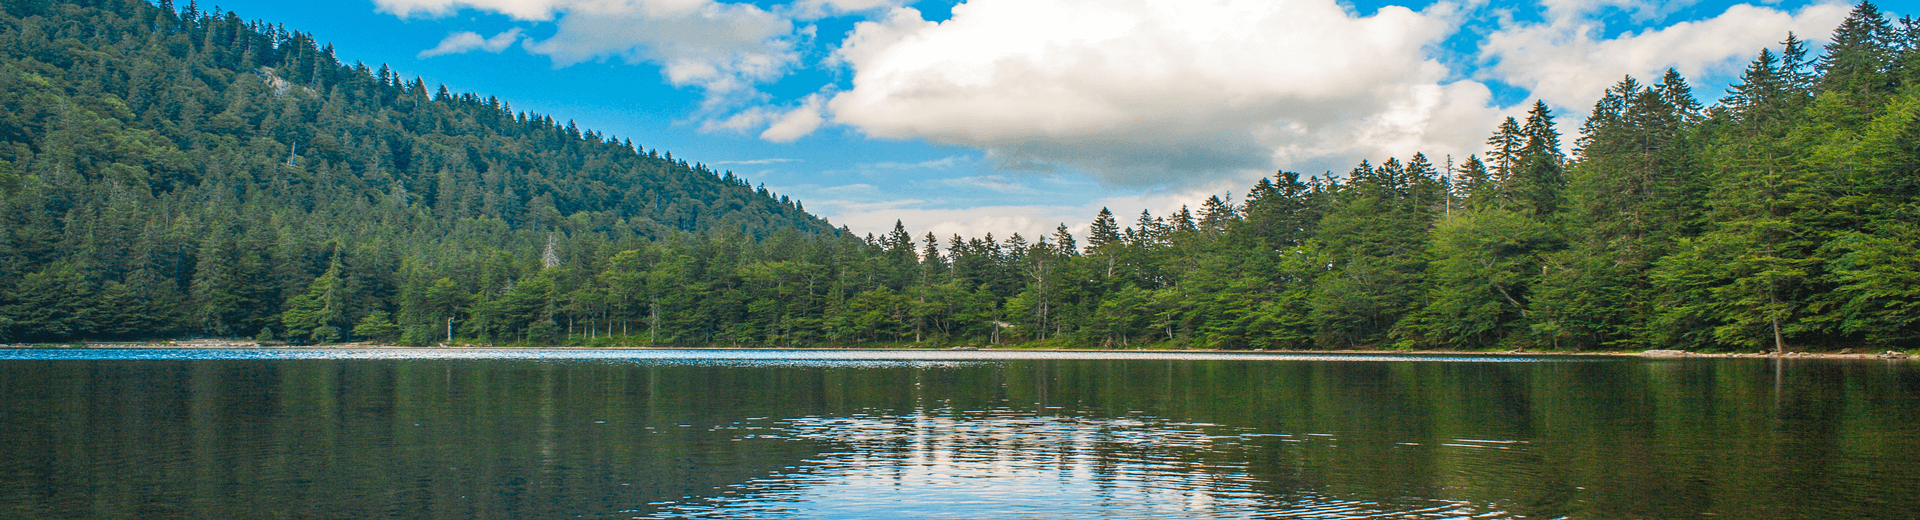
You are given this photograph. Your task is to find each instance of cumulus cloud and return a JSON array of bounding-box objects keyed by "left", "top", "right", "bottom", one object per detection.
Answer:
[
  {"left": 379, "top": 0, "right": 1858, "bottom": 193},
  {"left": 1481, "top": 1, "right": 1852, "bottom": 110},
  {"left": 702, "top": 93, "right": 821, "bottom": 139},
  {"left": 418, "top": 28, "right": 523, "bottom": 58},
  {"left": 760, "top": 94, "right": 826, "bottom": 142},
  {"left": 823, "top": 0, "right": 1505, "bottom": 187},
  {"left": 380, "top": 0, "right": 799, "bottom": 105}
]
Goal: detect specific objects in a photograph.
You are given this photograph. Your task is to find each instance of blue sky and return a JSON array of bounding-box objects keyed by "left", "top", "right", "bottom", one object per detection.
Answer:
[{"left": 200, "top": 0, "right": 1873, "bottom": 239}]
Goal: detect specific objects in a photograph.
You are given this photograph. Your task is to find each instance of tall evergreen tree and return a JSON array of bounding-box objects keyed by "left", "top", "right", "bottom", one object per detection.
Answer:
[
  {"left": 1513, "top": 101, "right": 1566, "bottom": 216},
  {"left": 1485, "top": 117, "right": 1524, "bottom": 188},
  {"left": 1087, "top": 208, "right": 1121, "bottom": 251},
  {"left": 1819, "top": 1, "right": 1898, "bottom": 98}
]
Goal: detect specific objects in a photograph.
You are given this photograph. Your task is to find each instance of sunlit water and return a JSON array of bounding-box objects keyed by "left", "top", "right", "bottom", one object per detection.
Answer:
[
  {"left": 1, "top": 349, "right": 1915, "bottom": 519},
  {"left": 645, "top": 413, "right": 1510, "bottom": 519}
]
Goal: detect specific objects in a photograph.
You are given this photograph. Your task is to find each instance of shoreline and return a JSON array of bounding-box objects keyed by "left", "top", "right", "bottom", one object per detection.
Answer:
[{"left": 8, "top": 340, "right": 1911, "bottom": 361}]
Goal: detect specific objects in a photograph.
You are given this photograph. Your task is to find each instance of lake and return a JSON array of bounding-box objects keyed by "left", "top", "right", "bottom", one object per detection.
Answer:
[{"left": 1, "top": 349, "right": 1915, "bottom": 519}]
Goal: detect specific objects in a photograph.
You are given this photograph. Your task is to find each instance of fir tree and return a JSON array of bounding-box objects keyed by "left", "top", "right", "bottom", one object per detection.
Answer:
[
  {"left": 1087, "top": 208, "right": 1121, "bottom": 252},
  {"left": 1819, "top": 1, "right": 1897, "bottom": 98}
]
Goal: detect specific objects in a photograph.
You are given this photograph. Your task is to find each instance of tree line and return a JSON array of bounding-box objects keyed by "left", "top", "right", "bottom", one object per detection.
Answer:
[
  {"left": 2, "top": 0, "right": 1917, "bottom": 351},
  {"left": 0, "top": 0, "right": 832, "bottom": 343}
]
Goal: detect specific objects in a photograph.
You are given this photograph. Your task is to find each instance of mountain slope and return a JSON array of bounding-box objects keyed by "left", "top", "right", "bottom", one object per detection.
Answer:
[{"left": 0, "top": 0, "right": 836, "bottom": 341}]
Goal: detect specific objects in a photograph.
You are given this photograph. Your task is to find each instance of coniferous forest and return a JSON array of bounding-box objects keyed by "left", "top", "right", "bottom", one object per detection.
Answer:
[{"left": 2, "top": 0, "right": 1917, "bottom": 351}]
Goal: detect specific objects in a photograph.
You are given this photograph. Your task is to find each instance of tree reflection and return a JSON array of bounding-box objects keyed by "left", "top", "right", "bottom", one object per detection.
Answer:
[{"left": 0, "top": 356, "right": 1916, "bottom": 519}]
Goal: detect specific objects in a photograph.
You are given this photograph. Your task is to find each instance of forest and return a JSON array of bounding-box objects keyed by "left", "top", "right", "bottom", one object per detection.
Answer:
[{"left": 1, "top": 0, "right": 1916, "bottom": 352}]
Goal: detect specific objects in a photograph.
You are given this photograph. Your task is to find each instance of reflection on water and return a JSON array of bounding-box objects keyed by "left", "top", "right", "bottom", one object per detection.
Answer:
[
  {"left": 0, "top": 348, "right": 1577, "bottom": 364},
  {"left": 649, "top": 412, "right": 1513, "bottom": 519},
  {"left": 0, "top": 349, "right": 1915, "bottom": 519}
]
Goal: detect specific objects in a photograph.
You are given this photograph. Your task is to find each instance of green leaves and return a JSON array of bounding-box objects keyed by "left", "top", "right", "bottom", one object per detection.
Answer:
[
  {"left": 0, "top": 263, "right": 95, "bottom": 340},
  {"left": 1412, "top": 209, "right": 1554, "bottom": 349},
  {"left": 1826, "top": 222, "right": 1920, "bottom": 345},
  {"left": 5, "top": 0, "right": 1917, "bottom": 352},
  {"left": 280, "top": 264, "right": 341, "bottom": 342},
  {"left": 0, "top": 159, "right": 17, "bottom": 196},
  {"left": 1819, "top": 1, "right": 1901, "bottom": 99},
  {"left": 351, "top": 310, "right": 401, "bottom": 343}
]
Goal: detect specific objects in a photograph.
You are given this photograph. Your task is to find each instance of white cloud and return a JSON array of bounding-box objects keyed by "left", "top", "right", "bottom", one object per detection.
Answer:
[
  {"left": 380, "top": 0, "right": 799, "bottom": 106},
  {"left": 817, "top": 200, "right": 1083, "bottom": 243},
  {"left": 374, "top": 0, "right": 567, "bottom": 20},
  {"left": 1537, "top": 0, "right": 1702, "bottom": 23},
  {"left": 824, "top": 0, "right": 1505, "bottom": 187},
  {"left": 760, "top": 94, "right": 826, "bottom": 142},
  {"left": 703, "top": 105, "right": 782, "bottom": 133},
  {"left": 822, "top": 186, "right": 1262, "bottom": 244},
  {"left": 807, "top": 174, "right": 1259, "bottom": 243},
  {"left": 1480, "top": 1, "right": 1852, "bottom": 111},
  {"left": 381, "top": 0, "right": 1862, "bottom": 197},
  {"left": 785, "top": 0, "right": 903, "bottom": 20},
  {"left": 524, "top": 2, "right": 794, "bottom": 102},
  {"left": 418, "top": 28, "right": 523, "bottom": 58},
  {"left": 941, "top": 175, "right": 1038, "bottom": 194}
]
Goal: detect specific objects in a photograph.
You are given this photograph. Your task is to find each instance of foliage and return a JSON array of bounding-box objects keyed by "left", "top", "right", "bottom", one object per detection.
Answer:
[
  {"left": 0, "top": 0, "right": 831, "bottom": 343},
  {"left": 3, "top": 0, "right": 1917, "bottom": 352}
]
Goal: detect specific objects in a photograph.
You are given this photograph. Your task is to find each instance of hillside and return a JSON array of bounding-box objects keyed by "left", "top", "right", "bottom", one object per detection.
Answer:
[
  {"left": 3, "top": 0, "right": 1917, "bottom": 351},
  {"left": 0, "top": 0, "right": 836, "bottom": 342}
]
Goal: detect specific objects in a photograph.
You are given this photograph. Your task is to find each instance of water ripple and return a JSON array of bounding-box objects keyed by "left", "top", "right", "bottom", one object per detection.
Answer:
[{"left": 636, "top": 409, "right": 1523, "bottom": 519}]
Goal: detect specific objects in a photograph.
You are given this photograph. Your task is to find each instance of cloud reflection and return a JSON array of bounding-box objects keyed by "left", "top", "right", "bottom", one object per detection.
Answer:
[{"left": 641, "top": 409, "right": 1517, "bottom": 519}]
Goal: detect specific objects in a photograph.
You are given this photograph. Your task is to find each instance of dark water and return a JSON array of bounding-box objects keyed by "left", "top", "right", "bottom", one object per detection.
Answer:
[{"left": 1, "top": 349, "right": 1916, "bottom": 519}]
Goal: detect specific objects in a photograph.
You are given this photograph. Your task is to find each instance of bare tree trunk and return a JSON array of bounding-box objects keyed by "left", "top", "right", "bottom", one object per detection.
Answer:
[{"left": 1772, "top": 314, "right": 1786, "bottom": 353}]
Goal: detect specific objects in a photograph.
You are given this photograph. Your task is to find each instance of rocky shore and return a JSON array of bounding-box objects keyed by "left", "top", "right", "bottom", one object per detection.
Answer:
[{"left": 1639, "top": 348, "right": 1911, "bottom": 360}]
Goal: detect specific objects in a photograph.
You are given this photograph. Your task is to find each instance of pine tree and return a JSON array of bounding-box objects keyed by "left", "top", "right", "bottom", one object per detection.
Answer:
[
  {"left": 1819, "top": 1, "right": 1897, "bottom": 98},
  {"left": 1485, "top": 117, "right": 1524, "bottom": 188},
  {"left": 1657, "top": 68, "right": 1703, "bottom": 123},
  {"left": 921, "top": 233, "right": 943, "bottom": 267},
  {"left": 1239, "top": 171, "right": 1317, "bottom": 250},
  {"left": 1781, "top": 33, "right": 1816, "bottom": 93},
  {"left": 1896, "top": 17, "right": 1920, "bottom": 86},
  {"left": 1455, "top": 156, "right": 1495, "bottom": 210},
  {"left": 1309, "top": 156, "right": 1439, "bottom": 347},
  {"left": 1087, "top": 208, "right": 1121, "bottom": 252},
  {"left": 1132, "top": 210, "right": 1166, "bottom": 248},
  {"left": 1050, "top": 225, "right": 1077, "bottom": 257},
  {"left": 1172, "top": 206, "right": 1197, "bottom": 233},
  {"left": 1514, "top": 101, "right": 1566, "bottom": 216},
  {"left": 282, "top": 260, "right": 345, "bottom": 342},
  {"left": 1198, "top": 196, "right": 1238, "bottom": 234},
  {"left": 1538, "top": 70, "right": 1701, "bottom": 349},
  {"left": 1725, "top": 49, "right": 1787, "bottom": 128}
]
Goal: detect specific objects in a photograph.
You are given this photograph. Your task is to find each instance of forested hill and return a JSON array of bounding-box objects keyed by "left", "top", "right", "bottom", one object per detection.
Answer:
[
  {"left": 4, "top": 1, "right": 1918, "bottom": 352},
  {"left": 0, "top": 0, "right": 837, "bottom": 342}
]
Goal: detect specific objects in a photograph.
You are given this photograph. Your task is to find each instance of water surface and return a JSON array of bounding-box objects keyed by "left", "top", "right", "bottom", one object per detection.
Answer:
[{"left": 1, "top": 349, "right": 1914, "bottom": 519}]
